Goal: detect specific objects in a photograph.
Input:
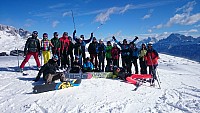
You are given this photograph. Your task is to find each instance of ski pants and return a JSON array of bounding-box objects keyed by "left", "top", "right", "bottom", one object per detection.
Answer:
[
  {"left": 98, "top": 55, "right": 105, "bottom": 72},
  {"left": 67, "top": 51, "right": 74, "bottom": 67},
  {"left": 139, "top": 58, "right": 147, "bottom": 74},
  {"left": 42, "top": 50, "right": 51, "bottom": 64},
  {"left": 113, "top": 59, "right": 119, "bottom": 67},
  {"left": 106, "top": 58, "right": 112, "bottom": 67},
  {"left": 20, "top": 52, "right": 41, "bottom": 68},
  {"left": 45, "top": 72, "right": 66, "bottom": 84},
  {"left": 128, "top": 57, "right": 138, "bottom": 74}
]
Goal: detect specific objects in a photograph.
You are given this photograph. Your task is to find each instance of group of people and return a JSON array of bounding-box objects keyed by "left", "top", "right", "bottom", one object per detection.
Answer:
[{"left": 19, "top": 30, "right": 159, "bottom": 84}]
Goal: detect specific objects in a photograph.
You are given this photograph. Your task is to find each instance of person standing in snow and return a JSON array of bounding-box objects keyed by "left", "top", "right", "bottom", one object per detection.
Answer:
[
  {"left": 41, "top": 33, "right": 54, "bottom": 64},
  {"left": 105, "top": 41, "right": 113, "bottom": 67},
  {"left": 139, "top": 43, "right": 147, "bottom": 74},
  {"left": 111, "top": 43, "right": 120, "bottom": 67},
  {"left": 73, "top": 30, "right": 93, "bottom": 63},
  {"left": 51, "top": 32, "right": 61, "bottom": 67},
  {"left": 67, "top": 36, "right": 74, "bottom": 68},
  {"left": 59, "top": 32, "right": 70, "bottom": 70},
  {"left": 19, "top": 31, "right": 41, "bottom": 72},
  {"left": 34, "top": 55, "right": 67, "bottom": 84},
  {"left": 128, "top": 42, "right": 139, "bottom": 74},
  {"left": 96, "top": 39, "right": 106, "bottom": 72},
  {"left": 88, "top": 37, "right": 98, "bottom": 68},
  {"left": 112, "top": 36, "right": 138, "bottom": 72},
  {"left": 145, "top": 43, "right": 159, "bottom": 84}
]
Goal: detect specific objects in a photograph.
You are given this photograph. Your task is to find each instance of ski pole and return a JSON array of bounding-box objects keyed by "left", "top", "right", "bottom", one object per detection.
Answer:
[
  {"left": 71, "top": 10, "right": 76, "bottom": 30},
  {"left": 17, "top": 48, "right": 19, "bottom": 68},
  {"left": 92, "top": 24, "right": 103, "bottom": 33}
]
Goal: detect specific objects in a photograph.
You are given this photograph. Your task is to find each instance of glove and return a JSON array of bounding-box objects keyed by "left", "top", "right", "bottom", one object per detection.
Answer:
[
  {"left": 135, "top": 36, "right": 139, "bottom": 40},
  {"left": 73, "top": 30, "right": 76, "bottom": 34},
  {"left": 112, "top": 36, "right": 116, "bottom": 40},
  {"left": 38, "top": 51, "right": 41, "bottom": 57},
  {"left": 91, "top": 32, "right": 93, "bottom": 37}
]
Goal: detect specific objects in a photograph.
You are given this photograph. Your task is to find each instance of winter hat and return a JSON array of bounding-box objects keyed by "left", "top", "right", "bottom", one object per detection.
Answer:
[
  {"left": 32, "top": 31, "right": 38, "bottom": 35},
  {"left": 99, "top": 39, "right": 103, "bottom": 42},
  {"left": 123, "top": 39, "right": 127, "bottom": 43},
  {"left": 52, "top": 55, "right": 59, "bottom": 60},
  {"left": 43, "top": 33, "right": 48, "bottom": 37},
  {"left": 54, "top": 32, "right": 58, "bottom": 36},
  {"left": 107, "top": 41, "right": 111, "bottom": 44}
]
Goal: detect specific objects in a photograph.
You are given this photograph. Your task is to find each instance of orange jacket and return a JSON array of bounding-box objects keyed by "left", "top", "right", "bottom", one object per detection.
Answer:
[{"left": 145, "top": 49, "right": 159, "bottom": 66}]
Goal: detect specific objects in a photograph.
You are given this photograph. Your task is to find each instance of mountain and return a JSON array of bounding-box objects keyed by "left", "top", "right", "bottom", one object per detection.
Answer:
[
  {"left": 0, "top": 24, "right": 30, "bottom": 53},
  {"left": 154, "top": 33, "right": 200, "bottom": 62},
  {"left": 0, "top": 24, "right": 31, "bottom": 38}
]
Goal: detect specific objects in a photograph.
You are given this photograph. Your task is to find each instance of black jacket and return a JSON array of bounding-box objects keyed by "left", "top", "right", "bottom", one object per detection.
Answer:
[{"left": 35, "top": 59, "right": 59, "bottom": 81}]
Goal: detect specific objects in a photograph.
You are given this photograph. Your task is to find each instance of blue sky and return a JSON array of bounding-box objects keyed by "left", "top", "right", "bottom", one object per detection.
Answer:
[{"left": 0, "top": 0, "right": 200, "bottom": 40}]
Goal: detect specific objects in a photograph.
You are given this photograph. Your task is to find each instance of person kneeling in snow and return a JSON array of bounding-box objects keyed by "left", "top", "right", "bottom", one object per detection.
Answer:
[
  {"left": 34, "top": 55, "right": 66, "bottom": 84},
  {"left": 82, "top": 57, "right": 94, "bottom": 72}
]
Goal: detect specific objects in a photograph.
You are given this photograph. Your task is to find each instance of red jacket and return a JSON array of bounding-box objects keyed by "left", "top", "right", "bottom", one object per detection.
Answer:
[
  {"left": 59, "top": 35, "right": 69, "bottom": 53},
  {"left": 111, "top": 47, "right": 120, "bottom": 60},
  {"left": 145, "top": 49, "right": 159, "bottom": 66}
]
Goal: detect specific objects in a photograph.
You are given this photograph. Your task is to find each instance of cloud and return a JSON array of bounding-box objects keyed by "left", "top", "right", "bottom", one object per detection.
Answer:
[
  {"left": 94, "top": 1, "right": 174, "bottom": 24},
  {"left": 24, "top": 19, "right": 36, "bottom": 27},
  {"left": 166, "top": 1, "right": 200, "bottom": 26},
  {"left": 52, "top": 21, "right": 60, "bottom": 28},
  {"left": 63, "top": 11, "right": 71, "bottom": 17},
  {"left": 148, "top": 29, "right": 152, "bottom": 33},
  {"left": 151, "top": 1, "right": 200, "bottom": 30},
  {"left": 153, "top": 24, "right": 163, "bottom": 29},
  {"left": 49, "top": 3, "right": 66, "bottom": 9},
  {"left": 178, "top": 29, "right": 198, "bottom": 33},
  {"left": 142, "top": 9, "right": 153, "bottom": 19}
]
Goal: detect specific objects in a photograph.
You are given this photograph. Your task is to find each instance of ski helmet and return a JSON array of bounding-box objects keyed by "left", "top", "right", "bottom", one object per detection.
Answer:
[{"left": 52, "top": 55, "right": 58, "bottom": 61}]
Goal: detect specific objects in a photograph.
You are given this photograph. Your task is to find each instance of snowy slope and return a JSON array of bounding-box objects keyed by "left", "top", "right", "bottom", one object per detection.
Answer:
[{"left": 0, "top": 54, "right": 199, "bottom": 113}]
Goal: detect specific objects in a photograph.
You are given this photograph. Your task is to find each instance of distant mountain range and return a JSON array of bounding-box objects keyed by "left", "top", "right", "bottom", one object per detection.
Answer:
[
  {"left": 153, "top": 33, "right": 200, "bottom": 62},
  {"left": 0, "top": 24, "right": 31, "bottom": 38}
]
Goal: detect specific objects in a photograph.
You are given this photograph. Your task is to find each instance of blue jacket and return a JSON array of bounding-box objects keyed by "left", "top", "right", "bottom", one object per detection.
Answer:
[
  {"left": 96, "top": 43, "right": 106, "bottom": 55},
  {"left": 83, "top": 62, "right": 94, "bottom": 70}
]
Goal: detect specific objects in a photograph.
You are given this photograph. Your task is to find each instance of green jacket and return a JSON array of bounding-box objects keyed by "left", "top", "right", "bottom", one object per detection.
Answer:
[
  {"left": 51, "top": 37, "right": 61, "bottom": 48},
  {"left": 105, "top": 46, "right": 112, "bottom": 58}
]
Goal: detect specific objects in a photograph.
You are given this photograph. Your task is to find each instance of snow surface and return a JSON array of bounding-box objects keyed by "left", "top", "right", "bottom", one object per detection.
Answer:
[{"left": 0, "top": 54, "right": 200, "bottom": 113}]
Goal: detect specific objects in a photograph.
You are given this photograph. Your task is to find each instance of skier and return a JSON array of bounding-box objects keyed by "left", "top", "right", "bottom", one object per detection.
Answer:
[
  {"left": 19, "top": 31, "right": 41, "bottom": 72},
  {"left": 111, "top": 43, "right": 120, "bottom": 67},
  {"left": 88, "top": 37, "right": 98, "bottom": 68},
  {"left": 139, "top": 43, "right": 147, "bottom": 74},
  {"left": 67, "top": 36, "right": 74, "bottom": 67},
  {"left": 33, "top": 55, "right": 67, "bottom": 84},
  {"left": 105, "top": 41, "right": 113, "bottom": 70},
  {"left": 73, "top": 30, "right": 93, "bottom": 62},
  {"left": 41, "top": 33, "right": 54, "bottom": 64},
  {"left": 96, "top": 39, "right": 106, "bottom": 72},
  {"left": 59, "top": 32, "right": 70, "bottom": 70},
  {"left": 128, "top": 42, "right": 139, "bottom": 74},
  {"left": 145, "top": 43, "right": 159, "bottom": 84},
  {"left": 82, "top": 57, "right": 94, "bottom": 72},
  {"left": 73, "top": 37, "right": 83, "bottom": 65},
  {"left": 51, "top": 32, "right": 61, "bottom": 66}
]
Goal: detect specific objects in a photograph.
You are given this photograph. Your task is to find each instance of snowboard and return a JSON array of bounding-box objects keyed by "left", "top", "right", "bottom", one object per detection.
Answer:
[
  {"left": 64, "top": 72, "right": 93, "bottom": 79},
  {"left": 33, "top": 79, "right": 81, "bottom": 94},
  {"left": 89, "top": 72, "right": 113, "bottom": 78}
]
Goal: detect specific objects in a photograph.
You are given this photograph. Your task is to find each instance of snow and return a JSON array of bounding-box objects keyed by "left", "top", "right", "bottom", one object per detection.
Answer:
[
  {"left": 0, "top": 31, "right": 26, "bottom": 53},
  {"left": 0, "top": 54, "right": 199, "bottom": 113}
]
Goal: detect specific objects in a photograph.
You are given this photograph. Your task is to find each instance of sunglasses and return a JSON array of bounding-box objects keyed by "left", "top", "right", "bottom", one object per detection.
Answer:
[{"left": 43, "top": 35, "right": 48, "bottom": 37}]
